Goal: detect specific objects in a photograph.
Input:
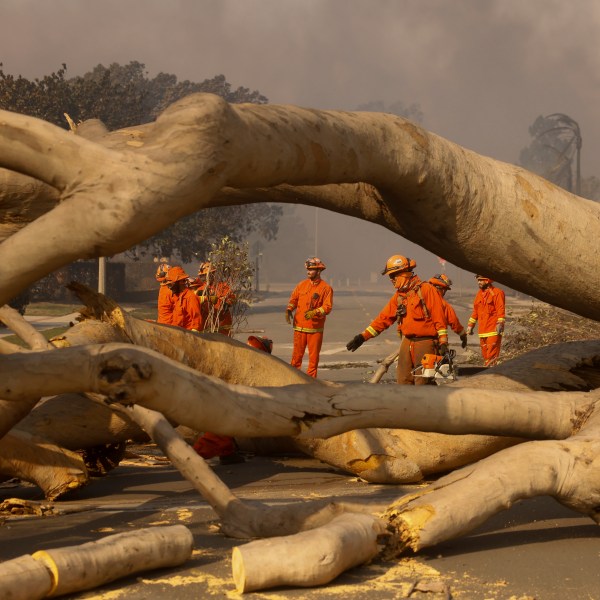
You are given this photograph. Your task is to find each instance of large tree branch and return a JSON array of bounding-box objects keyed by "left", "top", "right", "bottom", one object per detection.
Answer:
[
  {"left": 0, "top": 343, "right": 593, "bottom": 441},
  {"left": 1, "top": 95, "right": 599, "bottom": 318}
]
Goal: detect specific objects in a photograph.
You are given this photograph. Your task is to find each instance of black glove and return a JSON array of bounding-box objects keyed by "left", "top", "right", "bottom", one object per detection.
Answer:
[
  {"left": 346, "top": 334, "right": 365, "bottom": 352},
  {"left": 459, "top": 332, "right": 468, "bottom": 349},
  {"left": 438, "top": 343, "right": 449, "bottom": 356},
  {"left": 285, "top": 310, "right": 293, "bottom": 324}
]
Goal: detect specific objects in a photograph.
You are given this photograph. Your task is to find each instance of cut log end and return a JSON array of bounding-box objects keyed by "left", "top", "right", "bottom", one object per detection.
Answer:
[{"left": 231, "top": 546, "right": 246, "bottom": 593}]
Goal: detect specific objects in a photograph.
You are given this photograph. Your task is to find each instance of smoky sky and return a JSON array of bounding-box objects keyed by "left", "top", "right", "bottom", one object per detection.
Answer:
[
  {"left": 2, "top": 0, "right": 600, "bottom": 283},
  {"left": 3, "top": 0, "right": 600, "bottom": 170}
]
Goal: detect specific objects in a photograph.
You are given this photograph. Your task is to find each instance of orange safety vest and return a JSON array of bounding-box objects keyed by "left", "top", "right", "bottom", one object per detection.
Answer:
[
  {"left": 442, "top": 297, "right": 465, "bottom": 335},
  {"left": 363, "top": 278, "right": 448, "bottom": 343},
  {"left": 157, "top": 284, "right": 174, "bottom": 325},
  {"left": 468, "top": 285, "right": 506, "bottom": 336},
  {"left": 171, "top": 287, "right": 202, "bottom": 331},
  {"left": 287, "top": 278, "right": 333, "bottom": 333}
]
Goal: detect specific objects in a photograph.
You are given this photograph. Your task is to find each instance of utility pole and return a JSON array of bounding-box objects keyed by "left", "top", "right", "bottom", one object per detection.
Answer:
[{"left": 98, "top": 257, "right": 106, "bottom": 294}]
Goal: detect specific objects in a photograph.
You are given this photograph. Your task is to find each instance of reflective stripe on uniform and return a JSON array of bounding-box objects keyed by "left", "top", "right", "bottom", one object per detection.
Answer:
[{"left": 294, "top": 326, "right": 324, "bottom": 333}]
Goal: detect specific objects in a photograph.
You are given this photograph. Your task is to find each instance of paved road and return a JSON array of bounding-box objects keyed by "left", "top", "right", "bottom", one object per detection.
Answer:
[{"left": 1, "top": 289, "right": 598, "bottom": 599}]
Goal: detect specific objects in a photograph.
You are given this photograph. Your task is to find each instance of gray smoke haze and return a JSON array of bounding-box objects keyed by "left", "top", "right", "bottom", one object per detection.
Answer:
[{"left": 2, "top": 0, "right": 599, "bottom": 285}]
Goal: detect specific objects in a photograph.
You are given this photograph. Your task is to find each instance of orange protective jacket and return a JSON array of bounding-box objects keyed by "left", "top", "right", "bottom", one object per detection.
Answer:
[
  {"left": 468, "top": 285, "right": 506, "bottom": 336},
  {"left": 442, "top": 297, "right": 465, "bottom": 335},
  {"left": 287, "top": 278, "right": 333, "bottom": 333},
  {"left": 363, "top": 278, "right": 448, "bottom": 343},
  {"left": 171, "top": 287, "right": 202, "bottom": 331},
  {"left": 157, "top": 284, "right": 174, "bottom": 325}
]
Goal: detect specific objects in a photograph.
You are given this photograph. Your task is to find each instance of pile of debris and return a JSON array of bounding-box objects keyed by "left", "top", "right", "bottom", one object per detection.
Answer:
[{"left": 501, "top": 302, "right": 600, "bottom": 363}]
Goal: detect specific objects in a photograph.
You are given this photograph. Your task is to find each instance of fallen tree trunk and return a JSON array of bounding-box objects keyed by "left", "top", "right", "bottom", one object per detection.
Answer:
[
  {"left": 0, "top": 430, "right": 88, "bottom": 500},
  {"left": 60, "top": 283, "right": 312, "bottom": 387},
  {"left": 4, "top": 333, "right": 599, "bottom": 493},
  {"left": 0, "top": 524, "right": 193, "bottom": 599},
  {"left": 14, "top": 393, "right": 146, "bottom": 450},
  {"left": 1, "top": 95, "right": 599, "bottom": 320},
  {"left": 0, "top": 343, "right": 594, "bottom": 442},
  {"left": 383, "top": 418, "right": 600, "bottom": 555},
  {"left": 232, "top": 513, "right": 386, "bottom": 593}
]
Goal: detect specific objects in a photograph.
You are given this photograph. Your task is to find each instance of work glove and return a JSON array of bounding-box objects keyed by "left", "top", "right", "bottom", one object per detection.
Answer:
[
  {"left": 346, "top": 334, "right": 365, "bottom": 352},
  {"left": 285, "top": 309, "right": 293, "bottom": 324},
  {"left": 438, "top": 343, "right": 449, "bottom": 356},
  {"left": 459, "top": 332, "right": 468, "bottom": 349},
  {"left": 209, "top": 295, "right": 218, "bottom": 304},
  {"left": 304, "top": 309, "right": 318, "bottom": 319},
  {"left": 466, "top": 325, "right": 474, "bottom": 335},
  {"left": 496, "top": 322, "right": 505, "bottom": 335}
]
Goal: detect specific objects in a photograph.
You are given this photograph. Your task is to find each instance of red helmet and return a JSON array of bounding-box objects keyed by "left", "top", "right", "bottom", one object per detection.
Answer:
[
  {"left": 247, "top": 335, "right": 273, "bottom": 354},
  {"left": 155, "top": 263, "right": 171, "bottom": 283},
  {"left": 305, "top": 257, "right": 326, "bottom": 271},
  {"left": 429, "top": 273, "right": 452, "bottom": 290},
  {"left": 381, "top": 255, "right": 416, "bottom": 276},
  {"left": 165, "top": 266, "right": 189, "bottom": 285}
]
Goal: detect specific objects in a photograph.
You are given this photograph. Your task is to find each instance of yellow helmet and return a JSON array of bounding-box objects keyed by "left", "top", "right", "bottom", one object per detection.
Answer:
[
  {"left": 381, "top": 255, "right": 416, "bottom": 276},
  {"left": 429, "top": 273, "right": 452, "bottom": 290},
  {"left": 155, "top": 263, "right": 171, "bottom": 283}
]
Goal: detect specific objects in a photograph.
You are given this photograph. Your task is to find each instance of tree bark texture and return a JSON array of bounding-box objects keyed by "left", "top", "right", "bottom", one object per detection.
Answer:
[
  {"left": 0, "top": 94, "right": 599, "bottom": 319},
  {"left": 0, "top": 525, "right": 193, "bottom": 599}
]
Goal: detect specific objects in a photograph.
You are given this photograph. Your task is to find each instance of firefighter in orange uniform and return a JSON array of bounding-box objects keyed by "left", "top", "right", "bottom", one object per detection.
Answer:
[
  {"left": 165, "top": 266, "right": 202, "bottom": 331},
  {"left": 155, "top": 261, "right": 174, "bottom": 325},
  {"left": 286, "top": 257, "right": 333, "bottom": 378},
  {"left": 193, "top": 262, "right": 235, "bottom": 335},
  {"left": 428, "top": 274, "right": 468, "bottom": 349},
  {"left": 193, "top": 335, "right": 273, "bottom": 464},
  {"left": 346, "top": 255, "right": 449, "bottom": 385},
  {"left": 467, "top": 275, "right": 506, "bottom": 367}
]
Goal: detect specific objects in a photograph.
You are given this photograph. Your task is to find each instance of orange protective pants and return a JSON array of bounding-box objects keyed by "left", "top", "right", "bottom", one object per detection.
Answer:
[
  {"left": 479, "top": 334, "right": 502, "bottom": 367},
  {"left": 396, "top": 337, "right": 438, "bottom": 385},
  {"left": 193, "top": 432, "right": 236, "bottom": 459},
  {"left": 291, "top": 330, "right": 324, "bottom": 378}
]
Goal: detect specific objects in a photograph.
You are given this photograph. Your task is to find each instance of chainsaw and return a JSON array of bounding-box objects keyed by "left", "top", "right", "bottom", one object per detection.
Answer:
[{"left": 411, "top": 350, "right": 458, "bottom": 382}]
